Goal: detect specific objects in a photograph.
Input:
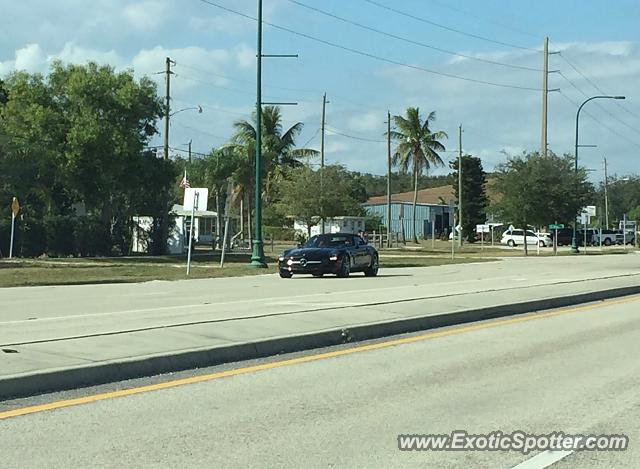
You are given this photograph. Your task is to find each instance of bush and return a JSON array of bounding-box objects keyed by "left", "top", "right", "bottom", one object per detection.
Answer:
[
  {"left": 45, "top": 215, "right": 76, "bottom": 257},
  {"left": 74, "top": 216, "right": 111, "bottom": 257},
  {"left": 263, "top": 226, "right": 297, "bottom": 241}
]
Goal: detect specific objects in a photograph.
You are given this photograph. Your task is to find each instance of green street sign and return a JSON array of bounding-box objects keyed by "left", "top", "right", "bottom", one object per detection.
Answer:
[{"left": 549, "top": 223, "right": 565, "bottom": 229}]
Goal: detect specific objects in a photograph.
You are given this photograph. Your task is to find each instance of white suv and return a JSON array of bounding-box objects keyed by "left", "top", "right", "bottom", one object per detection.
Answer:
[{"left": 501, "top": 229, "right": 552, "bottom": 247}]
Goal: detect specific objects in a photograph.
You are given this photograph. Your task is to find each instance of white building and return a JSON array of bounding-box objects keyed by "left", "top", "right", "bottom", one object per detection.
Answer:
[
  {"left": 294, "top": 216, "right": 368, "bottom": 237},
  {"left": 132, "top": 204, "right": 218, "bottom": 254}
]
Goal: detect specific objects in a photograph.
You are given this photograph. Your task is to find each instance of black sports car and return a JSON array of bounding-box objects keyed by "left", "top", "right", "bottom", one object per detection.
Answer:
[{"left": 278, "top": 233, "right": 379, "bottom": 278}]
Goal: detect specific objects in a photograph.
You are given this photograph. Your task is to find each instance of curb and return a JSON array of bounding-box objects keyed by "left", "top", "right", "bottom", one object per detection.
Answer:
[{"left": 2, "top": 285, "right": 640, "bottom": 401}]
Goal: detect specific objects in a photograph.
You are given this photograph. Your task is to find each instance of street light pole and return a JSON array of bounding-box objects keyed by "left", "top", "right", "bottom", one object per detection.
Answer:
[
  {"left": 571, "top": 95, "right": 625, "bottom": 253},
  {"left": 250, "top": 0, "right": 267, "bottom": 268}
]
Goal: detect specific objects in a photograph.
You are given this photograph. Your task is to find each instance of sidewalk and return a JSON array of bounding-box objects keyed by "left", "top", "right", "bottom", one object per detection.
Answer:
[{"left": 1, "top": 255, "right": 639, "bottom": 399}]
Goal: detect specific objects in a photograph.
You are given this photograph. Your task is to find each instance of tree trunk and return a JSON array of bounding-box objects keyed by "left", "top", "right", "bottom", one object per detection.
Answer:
[
  {"left": 523, "top": 225, "right": 528, "bottom": 256},
  {"left": 412, "top": 164, "right": 419, "bottom": 244}
]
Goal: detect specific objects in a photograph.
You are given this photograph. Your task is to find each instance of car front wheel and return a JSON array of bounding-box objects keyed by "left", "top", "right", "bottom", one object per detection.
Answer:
[
  {"left": 279, "top": 270, "right": 293, "bottom": 279},
  {"left": 507, "top": 239, "right": 516, "bottom": 247},
  {"left": 337, "top": 256, "right": 351, "bottom": 278}
]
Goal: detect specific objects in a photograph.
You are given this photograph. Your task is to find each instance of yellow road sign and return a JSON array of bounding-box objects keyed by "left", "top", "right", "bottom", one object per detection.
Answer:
[{"left": 11, "top": 197, "right": 20, "bottom": 217}]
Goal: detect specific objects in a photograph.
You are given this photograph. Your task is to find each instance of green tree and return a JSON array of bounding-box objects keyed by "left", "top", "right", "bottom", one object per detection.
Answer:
[
  {"left": 0, "top": 62, "right": 172, "bottom": 256},
  {"left": 277, "top": 165, "right": 364, "bottom": 237},
  {"left": 594, "top": 176, "right": 640, "bottom": 229},
  {"left": 492, "top": 152, "right": 593, "bottom": 255},
  {"left": 390, "top": 107, "right": 447, "bottom": 243},
  {"left": 451, "top": 155, "right": 488, "bottom": 242}
]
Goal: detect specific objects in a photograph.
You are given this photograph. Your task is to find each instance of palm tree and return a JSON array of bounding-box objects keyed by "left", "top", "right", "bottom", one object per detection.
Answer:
[
  {"left": 231, "top": 106, "right": 318, "bottom": 195},
  {"left": 390, "top": 107, "right": 448, "bottom": 243},
  {"left": 228, "top": 106, "right": 319, "bottom": 239}
]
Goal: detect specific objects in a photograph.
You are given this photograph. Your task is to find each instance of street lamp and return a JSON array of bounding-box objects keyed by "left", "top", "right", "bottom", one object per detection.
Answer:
[
  {"left": 571, "top": 95, "right": 625, "bottom": 253},
  {"left": 170, "top": 105, "right": 203, "bottom": 117}
]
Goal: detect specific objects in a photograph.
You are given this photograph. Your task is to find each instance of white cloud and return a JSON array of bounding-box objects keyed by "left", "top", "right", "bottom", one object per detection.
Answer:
[
  {"left": 54, "top": 43, "right": 125, "bottom": 68},
  {"left": 122, "top": 0, "right": 169, "bottom": 31},
  {"left": 552, "top": 41, "right": 636, "bottom": 57},
  {"left": 234, "top": 44, "right": 255, "bottom": 69},
  {"left": 348, "top": 110, "right": 381, "bottom": 132},
  {"left": 14, "top": 43, "right": 45, "bottom": 72}
]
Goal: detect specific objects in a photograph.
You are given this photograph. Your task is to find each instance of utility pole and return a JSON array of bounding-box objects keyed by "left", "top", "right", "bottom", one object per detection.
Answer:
[
  {"left": 163, "top": 57, "right": 174, "bottom": 161},
  {"left": 604, "top": 156, "right": 609, "bottom": 229},
  {"left": 320, "top": 92, "right": 327, "bottom": 234},
  {"left": 458, "top": 124, "right": 463, "bottom": 248},
  {"left": 160, "top": 56, "right": 175, "bottom": 255},
  {"left": 250, "top": 0, "right": 297, "bottom": 267},
  {"left": 387, "top": 110, "right": 392, "bottom": 248},
  {"left": 541, "top": 37, "right": 549, "bottom": 158},
  {"left": 250, "top": 0, "right": 266, "bottom": 267},
  {"left": 188, "top": 140, "right": 192, "bottom": 165}
]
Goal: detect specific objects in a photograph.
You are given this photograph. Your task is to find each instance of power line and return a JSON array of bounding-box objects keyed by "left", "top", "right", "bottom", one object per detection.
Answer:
[
  {"left": 177, "top": 73, "right": 296, "bottom": 103},
  {"left": 176, "top": 63, "right": 320, "bottom": 95},
  {"left": 173, "top": 122, "right": 230, "bottom": 142},
  {"left": 197, "top": 0, "right": 540, "bottom": 91},
  {"left": 176, "top": 62, "right": 387, "bottom": 112},
  {"left": 172, "top": 98, "right": 251, "bottom": 118},
  {"left": 556, "top": 72, "right": 640, "bottom": 138},
  {"left": 425, "top": 0, "right": 541, "bottom": 40},
  {"left": 169, "top": 146, "right": 210, "bottom": 158},
  {"left": 558, "top": 91, "right": 640, "bottom": 149},
  {"left": 287, "top": 0, "right": 541, "bottom": 72},
  {"left": 556, "top": 49, "right": 640, "bottom": 122},
  {"left": 325, "top": 126, "right": 385, "bottom": 143},
  {"left": 361, "top": 0, "right": 540, "bottom": 52},
  {"left": 300, "top": 127, "right": 321, "bottom": 148}
]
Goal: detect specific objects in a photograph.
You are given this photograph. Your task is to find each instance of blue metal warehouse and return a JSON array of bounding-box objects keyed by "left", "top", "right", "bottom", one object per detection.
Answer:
[{"left": 362, "top": 185, "right": 455, "bottom": 240}]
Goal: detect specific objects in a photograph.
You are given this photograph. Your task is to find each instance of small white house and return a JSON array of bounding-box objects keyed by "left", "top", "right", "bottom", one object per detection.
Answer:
[
  {"left": 132, "top": 204, "right": 218, "bottom": 254},
  {"left": 294, "top": 216, "right": 367, "bottom": 237}
]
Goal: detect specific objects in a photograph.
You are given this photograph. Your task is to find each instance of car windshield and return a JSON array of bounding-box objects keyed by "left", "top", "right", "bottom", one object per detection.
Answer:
[{"left": 305, "top": 235, "right": 353, "bottom": 248}]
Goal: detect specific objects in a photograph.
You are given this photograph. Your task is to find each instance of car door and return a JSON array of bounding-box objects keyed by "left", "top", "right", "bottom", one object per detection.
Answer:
[{"left": 353, "top": 235, "right": 370, "bottom": 268}]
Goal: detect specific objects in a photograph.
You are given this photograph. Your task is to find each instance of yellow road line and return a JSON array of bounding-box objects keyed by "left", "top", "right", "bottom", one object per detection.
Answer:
[{"left": 1, "top": 294, "right": 638, "bottom": 420}]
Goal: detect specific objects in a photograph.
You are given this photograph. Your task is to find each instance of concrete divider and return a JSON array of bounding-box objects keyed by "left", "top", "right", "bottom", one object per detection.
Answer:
[{"left": 2, "top": 284, "right": 639, "bottom": 401}]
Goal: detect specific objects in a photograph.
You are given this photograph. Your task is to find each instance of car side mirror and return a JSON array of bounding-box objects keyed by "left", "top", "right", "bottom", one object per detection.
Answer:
[{"left": 297, "top": 243, "right": 303, "bottom": 248}]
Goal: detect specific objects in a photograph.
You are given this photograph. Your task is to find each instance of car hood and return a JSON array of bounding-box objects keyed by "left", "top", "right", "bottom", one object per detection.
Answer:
[{"left": 283, "top": 248, "right": 339, "bottom": 258}]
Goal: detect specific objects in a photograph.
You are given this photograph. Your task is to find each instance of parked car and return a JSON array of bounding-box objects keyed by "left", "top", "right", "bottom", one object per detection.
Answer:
[
  {"left": 278, "top": 233, "right": 379, "bottom": 278},
  {"left": 551, "top": 228, "right": 594, "bottom": 247},
  {"left": 501, "top": 229, "right": 552, "bottom": 247},
  {"left": 592, "top": 229, "right": 619, "bottom": 246}
]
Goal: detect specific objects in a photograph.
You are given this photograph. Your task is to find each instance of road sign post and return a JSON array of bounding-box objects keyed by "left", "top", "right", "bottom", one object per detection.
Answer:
[
  {"left": 549, "top": 223, "right": 564, "bottom": 256},
  {"left": 9, "top": 197, "right": 20, "bottom": 259},
  {"left": 186, "top": 191, "right": 199, "bottom": 276}
]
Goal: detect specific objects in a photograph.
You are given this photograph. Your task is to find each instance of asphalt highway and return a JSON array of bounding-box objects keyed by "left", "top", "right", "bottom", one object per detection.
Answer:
[{"left": 1, "top": 295, "right": 639, "bottom": 468}]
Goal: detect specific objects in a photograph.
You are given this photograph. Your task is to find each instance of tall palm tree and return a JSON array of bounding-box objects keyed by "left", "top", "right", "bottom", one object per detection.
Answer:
[
  {"left": 231, "top": 106, "right": 318, "bottom": 196},
  {"left": 228, "top": 106, "right": 318, "bottom": 238},
  {"left": 390, "top": 107, "right": 448, "bottom": 243}
]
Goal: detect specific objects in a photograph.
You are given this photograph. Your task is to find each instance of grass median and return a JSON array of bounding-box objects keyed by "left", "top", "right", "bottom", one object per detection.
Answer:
[{"left": 0, "top": 251, "right": 496, "bottom": 288}]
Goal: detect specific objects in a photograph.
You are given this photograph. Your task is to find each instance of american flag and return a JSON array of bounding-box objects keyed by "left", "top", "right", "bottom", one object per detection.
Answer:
[{"left": 179, "top": 170, "right": 190, "bottom": 189}]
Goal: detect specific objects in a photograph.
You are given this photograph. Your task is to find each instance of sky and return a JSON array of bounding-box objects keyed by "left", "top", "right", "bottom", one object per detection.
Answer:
[{"left": 1, "top": 0, "right": 640, "bottom": 181}]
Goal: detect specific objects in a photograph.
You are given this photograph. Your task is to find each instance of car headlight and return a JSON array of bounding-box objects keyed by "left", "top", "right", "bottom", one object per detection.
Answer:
[
  {"left": 329, "top": 254, "right": 338, "bottom": 261},
  {"left": 287, "top": 259, "right": 294, "bottom": 266},
  {"left": 278, "top": 256, "right": 284, "bottom": 261}
]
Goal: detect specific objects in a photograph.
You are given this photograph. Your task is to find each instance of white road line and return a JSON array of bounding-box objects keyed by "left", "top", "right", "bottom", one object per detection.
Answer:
[{"left": 511, "top": 450, "right": 574, "bottom": 469}]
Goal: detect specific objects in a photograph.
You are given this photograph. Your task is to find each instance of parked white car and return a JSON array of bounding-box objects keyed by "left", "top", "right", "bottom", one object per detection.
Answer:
[{"left": 501, "top": 229, "right": 552, "bottom": 247}]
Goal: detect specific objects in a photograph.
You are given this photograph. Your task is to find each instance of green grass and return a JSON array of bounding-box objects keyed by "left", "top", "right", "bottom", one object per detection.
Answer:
[
  {"left": 375, "top": 239, "right": 636, "bottom": 258},
  {"left": 0, "top": 252, "right": 496, "bottom": 288}
]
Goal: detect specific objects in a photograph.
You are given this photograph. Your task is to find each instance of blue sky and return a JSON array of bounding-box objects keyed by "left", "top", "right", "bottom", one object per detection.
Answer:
[{"left": 2, "top": 0, "right": 639, "bottom": 180}]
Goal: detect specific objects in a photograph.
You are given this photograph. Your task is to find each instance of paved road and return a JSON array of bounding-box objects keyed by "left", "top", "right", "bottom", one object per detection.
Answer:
[{"left": 1, "top": 295, "right": 639, "bottom": 468}]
